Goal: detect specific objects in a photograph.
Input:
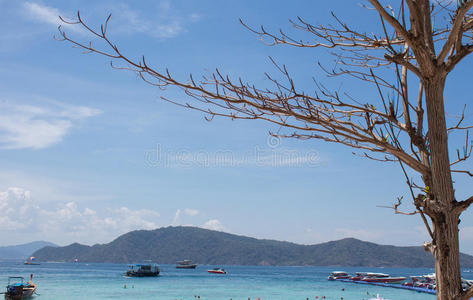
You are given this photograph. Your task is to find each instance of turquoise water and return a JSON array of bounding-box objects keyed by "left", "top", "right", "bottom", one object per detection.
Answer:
[{"left": 1, "top": 261, "right": 472, "bottom": 299}]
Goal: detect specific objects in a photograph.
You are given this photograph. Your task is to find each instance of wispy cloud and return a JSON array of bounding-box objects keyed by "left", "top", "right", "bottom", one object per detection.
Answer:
[
  {"left": 172, "top": 208, "right": 182, "bottom": 225},
  {"left": 0, "top": 100, "right": 101, "bottom": 149},
  {"left": 22, "top": 2, "right": 81, "bottom": 33},
  {"left": 21, "top": 1, "right": 202, "bottom": 40},
  {"left": 172, "top": 208, "right": 200, "bottom": 225},
  {"left": 23, "top": 2, "right": 61, "bottom": 26},
  {"left": 109, "top": 1, "right": 196, "bottom": 39}
]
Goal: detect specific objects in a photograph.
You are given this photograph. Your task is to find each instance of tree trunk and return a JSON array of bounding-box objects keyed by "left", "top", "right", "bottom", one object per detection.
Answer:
[
  {"left": 432, "top": 214, "right": 463, "bottom": 299},
  {"left": 424, "top": 76, "right": 463, "bottom": 300}
]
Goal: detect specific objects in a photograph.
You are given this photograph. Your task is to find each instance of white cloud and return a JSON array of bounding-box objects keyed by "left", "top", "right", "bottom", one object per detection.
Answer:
[
  {"left": 0, "top": 100, "right": 101, "bottom": 149},
  {"left": 110, "top": 2, "right": 186, "bottom": 39},
  {"left": 172, "top": 208, "right": 199, "bottom": 225},
  {"left": 172, "top": 209, "right": 181, "bottom": 225},
  {"left": 0, "top": 187, "right": 39, "bottom": 230},
  {"left": 23, "top": 2, "right": 61, "bottom": 25},
  {"left": 189, "top": 13, "right": 202, "bottom": 22},
  {"left": 22, "top": 2, "right": 81, "bottom": 33},
  {"left": 0, "top": 187, "right": 160, "bottom": 245},
  {"left": 21, "top": 1, "right": 201, "bottom": 40},
  {"left": 202, "top": 219, "right": 224, "bottom": 231},
  {"left": 184, "top": 208, "right": 199, "bottom": 216},
  {"left": 23, "top": 2, "right": 61, "bottom": 26}
]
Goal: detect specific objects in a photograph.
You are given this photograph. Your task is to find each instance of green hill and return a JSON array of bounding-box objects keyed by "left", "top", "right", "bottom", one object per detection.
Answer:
[{"left": 32, "top": 226, "right": 473, "bottom": 267}]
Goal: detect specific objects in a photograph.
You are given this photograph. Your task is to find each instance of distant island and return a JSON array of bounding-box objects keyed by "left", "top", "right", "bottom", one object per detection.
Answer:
[
  {"left": 32, "top": 226, "right": 473, "bottom": 268},
  {"left": 0, "top": 241, "right": 57, "bottom": 260}
]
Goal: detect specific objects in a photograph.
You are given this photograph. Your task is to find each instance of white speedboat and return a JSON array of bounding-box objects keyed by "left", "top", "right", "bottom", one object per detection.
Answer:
[
  {"left": 328, "top": 271, "right": 350, "bottom": 280},
  {"left": 360, "top": 273, "right": 406, "bottom": 284}
]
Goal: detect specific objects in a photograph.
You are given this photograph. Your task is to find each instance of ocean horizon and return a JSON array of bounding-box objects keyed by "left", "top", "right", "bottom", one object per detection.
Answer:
[{"left": 3, "top": 261, "right": 472, "bottom": 299}]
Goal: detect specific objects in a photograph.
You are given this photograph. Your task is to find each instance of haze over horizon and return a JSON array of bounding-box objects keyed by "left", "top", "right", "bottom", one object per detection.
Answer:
[{"left": 0, "top": 0, "right": 472, "bottom": 254}]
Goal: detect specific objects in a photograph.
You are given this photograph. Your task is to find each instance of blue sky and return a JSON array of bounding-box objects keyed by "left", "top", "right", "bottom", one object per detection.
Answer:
[{"left": 1, "top": 0, "right": 473, "bottom": 254}]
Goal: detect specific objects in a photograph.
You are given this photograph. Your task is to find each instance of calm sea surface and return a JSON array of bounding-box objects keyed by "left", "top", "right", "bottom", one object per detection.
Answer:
[{"left": 1, "top": 261, "right": 472, "bottom": 299}]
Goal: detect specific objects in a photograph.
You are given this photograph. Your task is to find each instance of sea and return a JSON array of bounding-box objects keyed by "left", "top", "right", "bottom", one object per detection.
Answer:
[{"left": 1, "top": 261, "right": 472, "bottom": 300}]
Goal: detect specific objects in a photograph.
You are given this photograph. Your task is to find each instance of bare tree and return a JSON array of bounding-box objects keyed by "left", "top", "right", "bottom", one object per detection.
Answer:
[{"left": 57, "top": 1, "right": 473, "bottom": 299}]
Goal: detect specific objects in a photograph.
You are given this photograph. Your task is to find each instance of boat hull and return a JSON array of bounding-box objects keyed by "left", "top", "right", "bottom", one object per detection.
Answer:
[
  {"left": 207, "top": 270, "right": 226, "bottom": 274},
  {"left": 176, "top": 265, "right": 197, "bottom": 269},
  {"left": 125, "top": 271, "right": 159, "bottom": 277},
  {"left": 4, "top": 284, "right": 36, "bottom": 300},
  {"left": 361, "top": 277, "right": 406, "bottom": 284}
]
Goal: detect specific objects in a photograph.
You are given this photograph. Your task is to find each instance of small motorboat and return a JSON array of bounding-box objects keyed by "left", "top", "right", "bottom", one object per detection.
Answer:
[
  {"left": 360, "top": 273, "right": 406, "bottom": 284},
  {"left": 403, "top": 274, "right": 435, "bottom": 288},
  {"left": 328, "top": 271, "right": 350, "bottom": 280},
  {"left": 176, "top": 260, "right": 197, "bottom": 269},
  {"left": 207, "top": 268, "right": 226, "bottom": 274},
  {"left": 4, "top": 274, "right": 36, "bottom": 300},
  {"left": 23, "top": 257, "right": 39, "bottom": 266},
  {"left": 350, "top": 272, "right": 372, "bottom": 281},
  {"left": 125, "top": 264, "right": 160, "bottom": 277}
]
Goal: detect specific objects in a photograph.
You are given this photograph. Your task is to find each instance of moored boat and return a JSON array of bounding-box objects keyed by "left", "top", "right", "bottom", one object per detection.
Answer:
[
  {"left": 350, "top": 272, "right": 368, "bottom": 281},
  {"left": 462, "top": 278, "right": 473, "bottom": 290},
  {"left": 360, "top": 273, "right": 406, "bottom": 284},
  {"left": 176, "top": 260, "right": 197, "bottom": 269},
  {"left": 207, "top": 268, "right": 226, "bottom": 274},
  {"left": 4, "top": 274, "right": 36, "bottom": 300},
  {"left": 328, "top": 271, "right": 350, "bottom": 280},
  {"left": 125, "top": 264, "right": 160, "bottom": 277},
  {"left": 23, "top": 257, "right": 39, "bottom": 266},
  {"left": 402, "top": 274, "right": 435, "bottom": 289}
]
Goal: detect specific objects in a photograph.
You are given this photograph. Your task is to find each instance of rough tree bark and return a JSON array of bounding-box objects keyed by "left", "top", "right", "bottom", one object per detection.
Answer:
[{"left": 423, "top": 75, "right": 463, "bottom": 299}]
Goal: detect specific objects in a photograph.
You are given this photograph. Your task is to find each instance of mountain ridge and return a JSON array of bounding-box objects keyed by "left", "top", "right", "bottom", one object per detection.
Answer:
[
  {"left": 0, "top": 241, "right": 57, "bottom": 259},
  {"left": 32, "top": 226, "right": 473, "bottom": 268}
]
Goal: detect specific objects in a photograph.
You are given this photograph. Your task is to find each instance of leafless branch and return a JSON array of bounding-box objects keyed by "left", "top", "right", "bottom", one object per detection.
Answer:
[
  {"left": 451, "top": 169, "right": 473, "bottom": 176},
  {"left": 377, "top": 196, "right": 418, "bottom": 215}
]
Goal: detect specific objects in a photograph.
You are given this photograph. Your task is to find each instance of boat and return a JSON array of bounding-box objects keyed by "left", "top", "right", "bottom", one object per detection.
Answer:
[
  {"left": 402, "top": 274, "right": 436, "bottom": 289},
  {"left": 4, "top": 274, "right": 36, "bottom": 300},
  {"left": 125, "top": 264, "right": 160, "bottom": 277},
  {"left": 360, "top": 273, "right": 406, "bottom": 284},
  {"left": 349, "top": 272, "right": 368, "bottom": 281},
  {"left": 328, "top": 271, "right": 350, "bottom": 280},
  {"left": 349, "top": 272, "right": 394, "bottom": 281},
  {"left": 328, "top": 272, "right": 437, "bottom": 295},
  {"left": 207, "top": 268, "right": 226, "bottom": 274},
  {"left": 23, "top": 257, "right": 39, "bottom": 266},
  {"left": 462, "top": 278, "right": 473, "bottom": 290},
  {"left": 176, "top": 260, "right": 197, "bottom": 269}
]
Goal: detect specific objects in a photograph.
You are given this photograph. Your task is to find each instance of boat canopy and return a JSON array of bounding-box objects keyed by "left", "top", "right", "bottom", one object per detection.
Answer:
[
  {"left": 7, "top": 277, "right": 25, "bottom": 285},
  {"left": 331, "top": 271, "right": 348, "bottom": 275},
  {"left": 365, "top": 273, "right": 389, "bottom": 277},
  {"left": 178, "top": 260, "right": 192, "bottom": 264}
]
